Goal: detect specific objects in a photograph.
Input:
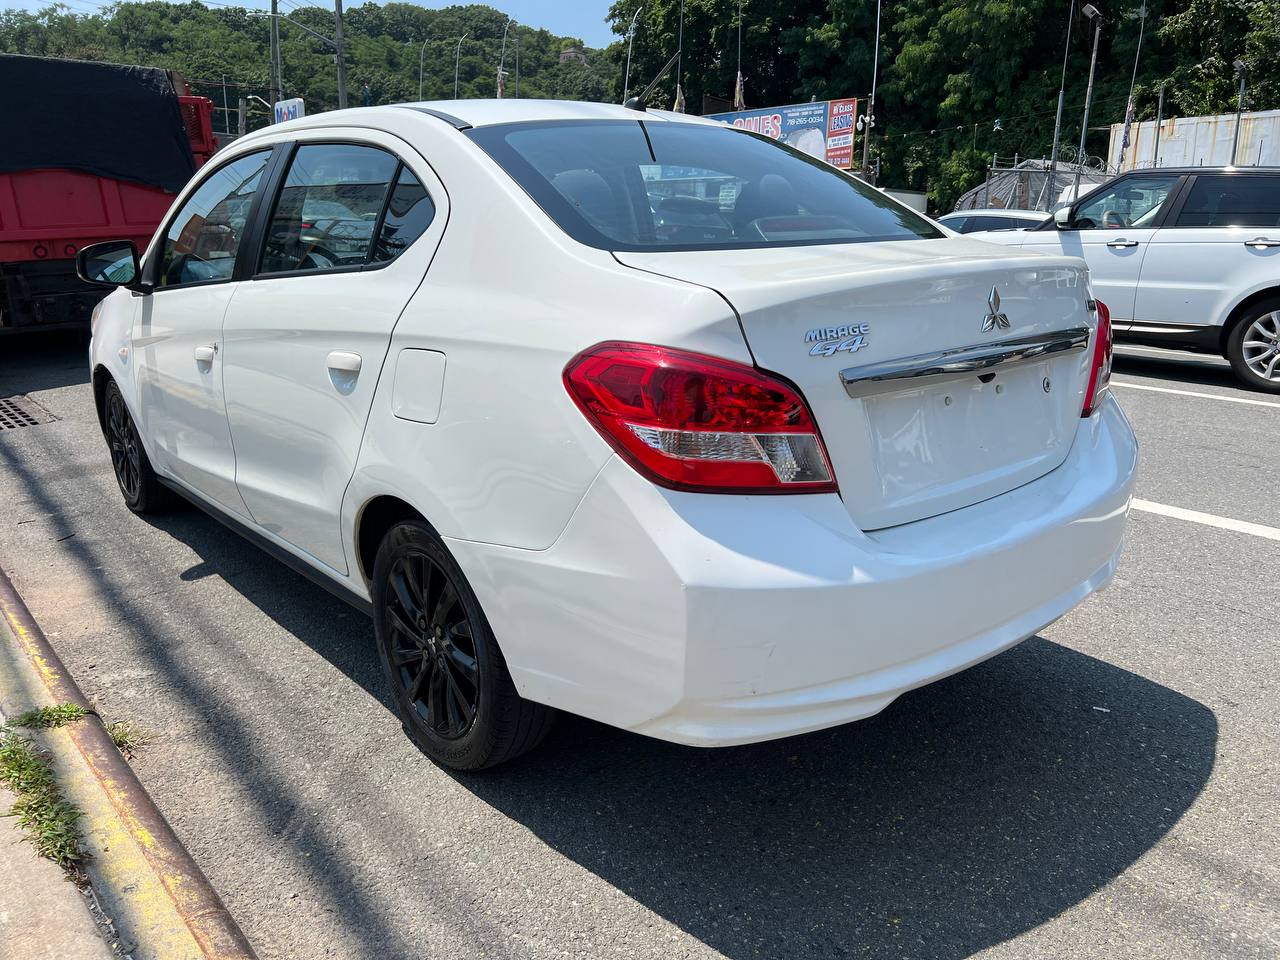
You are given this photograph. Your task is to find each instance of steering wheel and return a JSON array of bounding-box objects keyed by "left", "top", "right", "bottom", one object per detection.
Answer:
[{"left": 1102, "top": 209, "right": 1129, "bottom": 229}]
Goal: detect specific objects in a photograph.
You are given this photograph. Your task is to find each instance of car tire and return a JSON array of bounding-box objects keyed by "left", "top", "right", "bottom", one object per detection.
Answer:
[
  {"left": 102, "top": 380, "right": 175, "bottom": 513},
  {"left": 1226, "top": 298, "right": 1280, "bottom": 393},
  {"left": 371, "top": 520, "right": 555, "bottom": 771}
]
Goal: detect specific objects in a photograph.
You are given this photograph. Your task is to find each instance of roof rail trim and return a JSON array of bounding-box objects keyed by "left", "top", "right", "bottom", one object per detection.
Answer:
[{"left": 394, "top": 105, "right": 472, "bottom": 130}]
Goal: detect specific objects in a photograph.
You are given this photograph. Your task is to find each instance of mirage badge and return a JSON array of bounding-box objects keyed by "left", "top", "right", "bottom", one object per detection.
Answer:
[{"left": 806, "top": 323, "right": 870, "bottom": 358}]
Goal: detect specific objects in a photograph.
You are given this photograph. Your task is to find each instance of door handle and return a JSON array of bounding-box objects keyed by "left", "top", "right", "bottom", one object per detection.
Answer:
[
  {"left": 1106, "top": 239, "right": 1139, "bottom": 248},
  {"left": 1244, "top": 237, "right": 1280, "bottom": 249},
  {"left": 326, "top": 351, "right": 362, "bottom": 374},
  {"left": 194, "top": 344, "right": 217, "bottom": 363}
]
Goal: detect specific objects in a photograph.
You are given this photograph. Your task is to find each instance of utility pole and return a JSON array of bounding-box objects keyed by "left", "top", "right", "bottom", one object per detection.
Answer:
[
  {"left": 1231, "top": 59, "right": 1248, "bottom": 166},
  {"left": 1048, "top": 0, "right": 1075, "bottom": 209},
  {"left": 1153, "top": 80, "right": 1165, "bottom": 166},
  {"left": 1074, "top": 4, "right": 1103, "bottom": 199},
  {"left": 497, "top": 18, "right": 512, "bottom": 97},
  {"left": 269, "top": 0, "right": 281, "bottom": 111},
  {"left": 238, "top": 97, "right": 247, "bottom": 136},
  {"left": 333, "top": 0, "right": 348, "bottom": 109},
  {"left": 860, "top": 0, "right": 881, "bottom": 176}
]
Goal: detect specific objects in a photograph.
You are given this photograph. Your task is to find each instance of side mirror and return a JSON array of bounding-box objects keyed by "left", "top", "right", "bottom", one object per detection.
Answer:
[
  {"left": 1054, "top": 206, "right": 1073, "bottom": 229},
  {"left": 76, "top": 240, "right": 145, "bottom": 291}
]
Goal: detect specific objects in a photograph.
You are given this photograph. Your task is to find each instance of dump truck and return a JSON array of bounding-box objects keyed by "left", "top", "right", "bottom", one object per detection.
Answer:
[{"left": 0, "top": 53, "right": 215, "bottom": 332}]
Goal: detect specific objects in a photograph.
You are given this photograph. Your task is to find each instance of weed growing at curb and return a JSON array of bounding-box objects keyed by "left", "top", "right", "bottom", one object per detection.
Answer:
[
  {"left": 105, "top": 719, "right": 150, "bottom": 759},
  {"left": 10, "top": 703, "right": 88, "bottom": 728},
  {"left": 0, "top": 727, "right": 84, "bottom": 868}
]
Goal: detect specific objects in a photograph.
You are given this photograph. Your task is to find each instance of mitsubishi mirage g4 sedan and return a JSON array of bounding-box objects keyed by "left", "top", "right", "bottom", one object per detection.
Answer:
[{"left": 79, "top": 100, "right": 1137, "bottom": 770}]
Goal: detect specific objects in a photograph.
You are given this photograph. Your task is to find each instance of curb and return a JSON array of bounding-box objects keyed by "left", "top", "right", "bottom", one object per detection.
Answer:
[{"left": 0, "top": 565, "right": 257, "bottom": 960}]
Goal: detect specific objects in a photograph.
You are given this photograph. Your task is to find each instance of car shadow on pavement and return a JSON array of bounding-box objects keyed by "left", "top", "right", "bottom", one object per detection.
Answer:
[
  {"left": 461, "top": 642, "right": 1216, "bottom": 960},
  {"left": 0, "top": 331, "right": 92, "bottom": 395},
  {"left": 1112, "top": 350, "right": 1242, "bottom": 391},
  {"left": 145, "top": 507, "right": 1216, "bottom": 960}
]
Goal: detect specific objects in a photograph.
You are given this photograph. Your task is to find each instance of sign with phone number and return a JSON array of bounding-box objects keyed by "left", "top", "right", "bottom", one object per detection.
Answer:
[{"left": 706, "top": 97, "right": 859, "bottom": 169}]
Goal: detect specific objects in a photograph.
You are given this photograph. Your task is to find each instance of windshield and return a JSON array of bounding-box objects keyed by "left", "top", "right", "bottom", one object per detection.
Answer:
[{"left": 467, "top": 120, "right": 943, "bottom": 252}]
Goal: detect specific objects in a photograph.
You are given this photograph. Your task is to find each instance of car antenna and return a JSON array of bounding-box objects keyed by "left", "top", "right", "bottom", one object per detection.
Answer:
[{"left": 624, "top": 51, "right": 680, "bottom": 112}]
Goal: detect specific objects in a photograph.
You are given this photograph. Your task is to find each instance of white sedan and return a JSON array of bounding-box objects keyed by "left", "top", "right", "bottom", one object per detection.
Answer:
[{"left": 78, "top": 99, "right": 1136, "bottom": 769}]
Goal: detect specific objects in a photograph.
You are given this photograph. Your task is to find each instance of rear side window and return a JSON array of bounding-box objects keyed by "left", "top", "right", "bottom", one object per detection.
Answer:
[
  {"left": 259, "top": 143, "right": 398, "bottom": 274},
  {"left": 970, "top": 215, "right": 1021, "bottom": 232},
  {"left": 940, "top": 215, "right": 970, "bottom": 232},
  {"left": 372, "top": 167, "right": 435, "bottom": 264},
  {"left": 468, "top": 120, "right": 942, "bottom": 252},
  {"left": 1175, "top": 176, "right": 1280, "bottom": 228},
  {"left": 158, "top": 150, "right": 270, "bottom": 288}
]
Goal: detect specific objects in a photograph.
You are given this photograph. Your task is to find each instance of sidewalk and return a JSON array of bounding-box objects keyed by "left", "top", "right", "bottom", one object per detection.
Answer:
[{"left": 0, "top": 784, "right": 115, "bottom": 960}]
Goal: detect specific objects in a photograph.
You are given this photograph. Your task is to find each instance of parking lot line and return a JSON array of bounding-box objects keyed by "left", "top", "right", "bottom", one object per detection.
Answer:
[
  {"left": 1111, "top": 380, "right": 1280, "bottom": 409},
  {"left": 1131, "top": 498, "right": 1280, "bottom": 542}
]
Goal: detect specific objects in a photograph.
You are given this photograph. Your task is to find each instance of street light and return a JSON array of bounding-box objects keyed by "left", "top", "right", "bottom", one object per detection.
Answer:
[
  {"left": 860, "top": 0, "right": 881, "bottom": 176},
  {"left": 418, "top": 37, "right": 434, "bottom": 100},
  {"left": 454, "top": 32, "right": 468, "bottom": 100},
  {"left": 1231, "top": 58, "right": 1248, "bottom": 166},
  {"left": 1074, "top": 3, "right": 1103, "bottom": 199},
  {"left": 1047, "top": 0, "right": 1076, "bottom": 209},
  {"left": 622, "top": 6, "right": 643, "bottom": 104}
]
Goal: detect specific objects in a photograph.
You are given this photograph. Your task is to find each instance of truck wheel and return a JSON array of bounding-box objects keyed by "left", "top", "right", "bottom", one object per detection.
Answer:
[
  {"left": 371, "top": 520, "right": 555, "bottom": 771},
  {"left": 1226, "top": 298, "right": 1280, "bottom": 393},
  {"left": 102, "top": 381, "right": 175, "bottom": 513}
]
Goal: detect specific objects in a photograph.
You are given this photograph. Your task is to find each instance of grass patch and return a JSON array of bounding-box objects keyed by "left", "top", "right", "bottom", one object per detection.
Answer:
[
  {"left": 0, "top": 728, "right": 83, "bottom": 868},
  {"left": 10, "top": 703, "right": 87, "bottom": 729},
  {"left": 105, "top": 719, "right": 150, "bottom": 758}
]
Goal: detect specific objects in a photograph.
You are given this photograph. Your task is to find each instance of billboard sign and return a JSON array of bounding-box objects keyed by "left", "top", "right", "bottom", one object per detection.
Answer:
[{"left": 706, "top": 97, "right": 859, "bottom": 168}]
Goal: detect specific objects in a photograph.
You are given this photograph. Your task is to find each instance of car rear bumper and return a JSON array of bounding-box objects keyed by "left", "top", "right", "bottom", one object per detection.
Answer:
[{"left": 447, "top": 395, "right": 1138, "bottom": 747}]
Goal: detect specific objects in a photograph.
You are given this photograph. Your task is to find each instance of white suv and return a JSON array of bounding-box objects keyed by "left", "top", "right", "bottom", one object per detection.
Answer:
[
  {"left": 973, "top": 167, "right": 1280, "bottom": 390},
  {"left": 78, "top": 100, "right": 1136, "bottom": 769}
]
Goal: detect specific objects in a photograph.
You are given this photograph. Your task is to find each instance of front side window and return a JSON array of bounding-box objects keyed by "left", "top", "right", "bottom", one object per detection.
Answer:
[
  {"left": 467, "top": 120, "right": 942, "bottom": 252},
  {"left": 260, "top": 143, "right": 399, "bottom": 274},
  {"left": 1073, "top": 176, "right": 1179, "bottom": 230},
  {"left": 158, "top": 150, "right": 270, "bottom": 288},
  {"left": 1175, "top": 175, "right": 1280, "bottom": 228}
]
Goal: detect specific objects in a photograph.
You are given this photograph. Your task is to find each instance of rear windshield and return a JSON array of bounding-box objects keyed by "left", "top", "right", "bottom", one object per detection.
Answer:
[{"left": 467, "top": 119, "right": 943, "bottom": 252}]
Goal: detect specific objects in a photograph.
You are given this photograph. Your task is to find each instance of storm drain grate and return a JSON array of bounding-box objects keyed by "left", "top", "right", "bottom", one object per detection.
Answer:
[{"left": 0, "top": 395, "right": 58, "bottom": 430}]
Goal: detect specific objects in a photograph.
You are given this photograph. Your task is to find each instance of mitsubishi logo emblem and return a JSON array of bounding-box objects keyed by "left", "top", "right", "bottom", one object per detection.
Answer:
[{"left": 982, "top": 286, "right": 1011, "bottom": 332}]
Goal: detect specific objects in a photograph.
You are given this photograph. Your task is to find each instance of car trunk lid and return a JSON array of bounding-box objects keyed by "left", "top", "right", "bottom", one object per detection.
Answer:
[{"left": 614, "top": 238, "right": 1096, "bottom": 530}]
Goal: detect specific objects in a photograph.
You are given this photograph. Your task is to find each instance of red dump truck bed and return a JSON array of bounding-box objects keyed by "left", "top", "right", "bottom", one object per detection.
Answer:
[{"left": 0, "top": 55, "right": 214, "bottom": 332}]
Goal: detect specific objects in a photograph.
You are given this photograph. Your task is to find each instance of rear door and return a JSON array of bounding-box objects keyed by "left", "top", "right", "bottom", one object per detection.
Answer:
[
  {"left": 1134, "top": 173, "right": 1280, "bottom": 332},
  {"left": 133, "top": 147, "right": 274, "bottom": 518},
  {"left": 220, "top": 133, "right": 447, "bottom": 573},
  {"left": 1019, "top": 174, "right": 1183, "bottom": 328}
]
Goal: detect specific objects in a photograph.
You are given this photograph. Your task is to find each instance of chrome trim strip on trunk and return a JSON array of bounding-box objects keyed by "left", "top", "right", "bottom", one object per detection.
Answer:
[{"left": 840, "top": 327, "right": 1091, "bottom": 399}]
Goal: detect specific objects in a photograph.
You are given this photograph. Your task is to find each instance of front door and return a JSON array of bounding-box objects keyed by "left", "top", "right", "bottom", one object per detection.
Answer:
[
  {"left": 1021, "top": 174, "right": 1183, "bottom": 328},
  {"left": 1135, "top": 173, "right": 1280, "bottom": 331},
  {"left": 133, "top": 149, "right": 273, "bottom": 517},
  {"left": 220, "top": 134, "right": 446, "bottom": 573}
]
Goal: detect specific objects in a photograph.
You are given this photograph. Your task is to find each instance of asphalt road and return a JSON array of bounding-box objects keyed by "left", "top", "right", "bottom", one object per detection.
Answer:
[{"left": 0, "top": 332, "right": 1276, "bottom": 959}]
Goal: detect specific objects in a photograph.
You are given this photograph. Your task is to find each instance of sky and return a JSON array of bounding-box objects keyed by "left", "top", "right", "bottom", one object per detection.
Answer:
[{"left": 13, "top": 0, "right": 619, "bottom": 47}]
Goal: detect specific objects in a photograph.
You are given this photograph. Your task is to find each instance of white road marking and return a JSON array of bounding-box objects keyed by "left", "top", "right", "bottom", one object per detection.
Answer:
[
  {"left": 1132, "top": 499, "right": 1280, "bottom": 542},
  {"left": 1111, "top": 380, "right": 1280, "bottom": 408}
]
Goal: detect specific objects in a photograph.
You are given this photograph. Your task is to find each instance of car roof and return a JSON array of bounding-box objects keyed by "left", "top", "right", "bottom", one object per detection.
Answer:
[{"left": 250, "top": 99, "right": 725, "bottom": 138}]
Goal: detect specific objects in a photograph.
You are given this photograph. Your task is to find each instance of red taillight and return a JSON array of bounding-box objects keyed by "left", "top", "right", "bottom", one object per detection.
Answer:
[
  {"left": 1082, "top": 298, "right": 1113, "bottom": 417},
  {"left": 564, "top": 341, "right": 837, "bottom": 494}
]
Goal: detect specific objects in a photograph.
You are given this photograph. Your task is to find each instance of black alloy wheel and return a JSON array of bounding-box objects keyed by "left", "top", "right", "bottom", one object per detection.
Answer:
[
  {"left": 385, "top": 550, "right": 480, "bottom": 740},
  {"left": 102, "top": 380, "right": 173, "bottom": 514},
  {"left": 106, "top": 386, "right": 142, "bottom": 502},
  {"left": 372, "top": 521, "right": 555, "bottom": 770}
]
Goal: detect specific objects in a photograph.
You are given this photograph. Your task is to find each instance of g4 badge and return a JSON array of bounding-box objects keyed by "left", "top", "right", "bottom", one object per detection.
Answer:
[{"left": 805, "top": 323, "right": 871, "bottom": 358}]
